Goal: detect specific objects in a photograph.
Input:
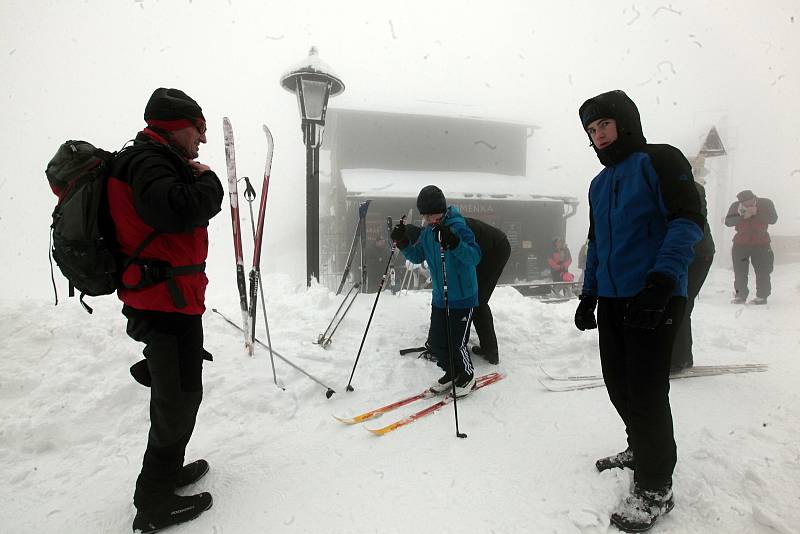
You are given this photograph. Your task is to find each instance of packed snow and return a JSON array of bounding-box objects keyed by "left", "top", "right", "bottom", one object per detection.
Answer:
[{"left": 2, "top": 263, "right": 798, "bottom": 533}]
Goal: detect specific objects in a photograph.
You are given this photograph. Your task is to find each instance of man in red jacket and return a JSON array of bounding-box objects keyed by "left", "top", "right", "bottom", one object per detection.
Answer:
[
  {"left": 724, "top": 190, "right": 778, "bottom": 304},
  {"left": 108, "top": 88, "right": 223, "bottom": 533}
]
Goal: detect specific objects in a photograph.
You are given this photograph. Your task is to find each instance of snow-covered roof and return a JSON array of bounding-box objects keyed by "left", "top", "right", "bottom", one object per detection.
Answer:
[
  {"left": 341, "top": 169, "right": 578, "bottom": 204},
  {"left": 328, "top": 102, "right": 539, "bottom": 129}
]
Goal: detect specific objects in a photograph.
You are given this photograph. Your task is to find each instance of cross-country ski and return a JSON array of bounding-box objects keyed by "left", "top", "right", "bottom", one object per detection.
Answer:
[
  {"left": 539, "top": 364, "right": 768, "bottom": 392},
  {"left": 364, "top": 373, "right": 505, "bottom": 435}
]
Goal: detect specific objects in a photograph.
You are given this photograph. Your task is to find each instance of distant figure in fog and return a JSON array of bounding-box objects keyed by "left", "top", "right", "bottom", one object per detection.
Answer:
[
  {"left": 548, "top": 237, "right": 573, "bottom": 296},
  {"left": 724, "top": 189, "right": 778, "bottom": 305}
]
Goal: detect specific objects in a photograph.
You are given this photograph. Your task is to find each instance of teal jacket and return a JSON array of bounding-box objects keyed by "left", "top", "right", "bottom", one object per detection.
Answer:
[{"left": 400, "top": 206, "right": 481, "bottom": 309}]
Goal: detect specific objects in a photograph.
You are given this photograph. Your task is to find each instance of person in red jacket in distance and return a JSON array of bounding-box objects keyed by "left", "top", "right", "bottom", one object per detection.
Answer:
[{"left": 724, "top": 189, "right": 778, "bottom": 304}]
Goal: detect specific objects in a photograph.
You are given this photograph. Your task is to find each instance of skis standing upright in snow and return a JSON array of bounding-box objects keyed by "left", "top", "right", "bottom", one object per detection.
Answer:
[
  {"left": 222, "top": 117, "right": 252, "bottom": 355},
  {"left": 247, "top": 125, "right": 274, "bottom": 352}
]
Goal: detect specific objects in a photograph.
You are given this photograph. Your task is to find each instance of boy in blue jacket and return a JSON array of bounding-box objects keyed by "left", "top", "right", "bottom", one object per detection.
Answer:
[
  {"left": 574, "top": 90, "right": 704, "bottom": 533},
  {"left": 390, "top": 185, "right": 481, "bottom": 397}
]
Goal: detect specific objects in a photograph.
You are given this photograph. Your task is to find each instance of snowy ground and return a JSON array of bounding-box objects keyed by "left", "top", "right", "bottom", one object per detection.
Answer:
[{"left": 1, "top": 264, "right": 799, "bottom": 533}]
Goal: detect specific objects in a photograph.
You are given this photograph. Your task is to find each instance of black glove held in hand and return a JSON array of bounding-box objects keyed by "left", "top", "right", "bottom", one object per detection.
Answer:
[
  {"left": 436, "top": 224, "right": 460, "bottom": 250},
  {"left": 624, "top": 272, "right": 675, "bottom": 330},
  {"left": 390, "top": 222, "right": 409, "bottom": 248},
  {"left": 574, "top": 294, "right": 598, "bottom": 331}
]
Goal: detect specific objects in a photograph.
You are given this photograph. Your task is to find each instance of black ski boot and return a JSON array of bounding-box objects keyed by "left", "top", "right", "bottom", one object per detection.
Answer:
[
  {"left": 596, "top": 447, "right": 635, "bottom": 472},
  {"left": 610, "top": 484, "right": 674, "bottom": 532},
  {"left": 132, "top": 492, "right": 212, "bottom": 533},
  {"left": 176, "top": 459, "right": 209, "bottom": 489},
  {"left": 471, "top": 345, "right": 499, "bottom": 365}
]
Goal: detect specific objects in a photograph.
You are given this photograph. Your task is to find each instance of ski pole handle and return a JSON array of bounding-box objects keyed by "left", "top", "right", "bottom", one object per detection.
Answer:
[{"left": 243, "top": 176, "right": 256, "bottom": 202}]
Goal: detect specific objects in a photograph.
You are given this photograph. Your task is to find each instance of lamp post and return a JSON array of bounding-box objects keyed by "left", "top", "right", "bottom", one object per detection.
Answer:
[{"left": 280, "top": 47, "right": 345, "bottom": 287}]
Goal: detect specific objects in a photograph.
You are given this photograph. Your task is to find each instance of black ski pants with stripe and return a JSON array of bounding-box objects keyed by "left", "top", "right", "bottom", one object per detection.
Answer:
[
  {"left": 428, "top": 305, "right": 474, "bottom": 379},
  {"left": 123, "top": 306, "right": 207, "bottom": 509},
  {"left": 597, "top": 297, "right": 686, "bottom": 491}
]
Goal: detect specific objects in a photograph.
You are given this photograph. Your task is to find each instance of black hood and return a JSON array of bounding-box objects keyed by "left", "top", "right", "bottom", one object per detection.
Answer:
[{"left": 579, "top": 90, "right": 646, "bottom": 166}]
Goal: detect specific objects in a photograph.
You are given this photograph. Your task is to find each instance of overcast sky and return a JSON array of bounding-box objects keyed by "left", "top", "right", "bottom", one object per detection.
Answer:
[{"left": 1, "top": 0, "right": 797, "bottom": 298}]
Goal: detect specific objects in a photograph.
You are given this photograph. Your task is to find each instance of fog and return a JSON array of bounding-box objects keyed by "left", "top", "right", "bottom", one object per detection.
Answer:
[{"left": 2, "top": 0, "right": 798, "bottom": 300}]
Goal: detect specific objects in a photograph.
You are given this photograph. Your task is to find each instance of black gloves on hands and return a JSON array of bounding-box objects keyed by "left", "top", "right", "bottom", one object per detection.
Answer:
[
  {"left": 435, "top": 224, "right": 460, "bottom": 250},
  {"left": 623, "top": 272, "right": 675, "bottom": 330},
  {"left": 574, "top": 294, "right": 598, "bottom": 331},
  {"left": 390, "top": 221, "right": 409, "bottom": 249}
]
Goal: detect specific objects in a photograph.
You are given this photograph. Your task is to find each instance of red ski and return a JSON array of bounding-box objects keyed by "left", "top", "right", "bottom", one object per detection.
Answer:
[
  {"left": 357, "top": 373, "right": 504, "bottom": 435},
  {"left": 222, "top": 117, "right": 251, "bottom": 355}
]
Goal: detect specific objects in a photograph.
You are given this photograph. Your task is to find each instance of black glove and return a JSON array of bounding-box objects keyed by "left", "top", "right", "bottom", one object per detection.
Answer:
[
  {"left": 574, "top": 294, "right": 598, "bottom": 331},
  {"left": 623, "top": 272, "right": 675, "bottom": 330},
  {"left": 435, "top": 224, "right": 460, "bottom": 250},
  {"left": 390, "top": 222, "right": 409, "bottom": 248}
]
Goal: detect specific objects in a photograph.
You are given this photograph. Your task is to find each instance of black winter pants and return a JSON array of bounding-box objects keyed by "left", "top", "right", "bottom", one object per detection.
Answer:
[
  {"left": 123, "top": 306, "right": 206, "bottom": 509},
  {"left": 428, "top": 306, "right": 474, "bottom": 379},
  {"left": 671, "top": 254, "right": 714, "bottom": 369},
  {"left": 472, "top": 237, "right": 511, "bottom": 353},
  {"left": 597, "top": 297, "right": 686, "bottom": 490},
  {"left": 732, "top": 243, "right": 774, "bottom": 299}
]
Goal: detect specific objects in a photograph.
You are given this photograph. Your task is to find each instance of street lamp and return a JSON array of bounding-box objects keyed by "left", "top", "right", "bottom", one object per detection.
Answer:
[{"left": 280, "top": 46, "right": 345, "bottom": 287}]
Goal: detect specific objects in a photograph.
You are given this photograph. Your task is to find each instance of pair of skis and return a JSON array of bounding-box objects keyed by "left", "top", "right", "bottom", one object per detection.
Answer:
[
  {"left": 223, "top": 118, "right": 278, "bottom": 381},
  {"left": 335, "top": 372, "right": 505, "bottom": 435},
  {"left": 538, "top": 363, "right": 767, "bottom": 392}
]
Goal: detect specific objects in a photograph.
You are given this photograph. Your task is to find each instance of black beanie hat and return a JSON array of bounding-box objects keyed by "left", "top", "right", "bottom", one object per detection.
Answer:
[
  {"left": 416, "top": 185, "right": 447, "bottom": 215},
  {"left": 144, "top": 88, "right": 204, "bottom": 122}
]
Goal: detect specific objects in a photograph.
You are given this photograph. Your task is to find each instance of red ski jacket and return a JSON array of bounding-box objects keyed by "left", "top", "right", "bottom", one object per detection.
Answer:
[
  {"left": 107, "top": 129, "right": 223, "bottom": 314},
  {"left": 724, "top": 197, "right": 778, "bottom": 246}
]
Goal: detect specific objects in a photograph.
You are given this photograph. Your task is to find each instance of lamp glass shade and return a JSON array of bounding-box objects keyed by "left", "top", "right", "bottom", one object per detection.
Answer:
[{"left": 299, "top": 78, "right": 329, "bottom": 121}]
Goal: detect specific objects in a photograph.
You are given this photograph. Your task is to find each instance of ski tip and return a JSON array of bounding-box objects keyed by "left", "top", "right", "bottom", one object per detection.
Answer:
[
  {"left": 333, "top": 414, "right": 356, "bottom": 424},
  {"left": 365, "top": 425, "right": 391, "bottom": 436}
]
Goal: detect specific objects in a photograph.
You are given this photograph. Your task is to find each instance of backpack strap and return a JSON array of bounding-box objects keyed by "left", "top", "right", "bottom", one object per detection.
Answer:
[
  {"left": 123, "top": 258, "right": 206, "bottom": 309},
  {"left": 122, "top": 230, "right": 161, "bottom": 271},
  {"left": 74, "top": 230, "right": 161, "bottom": 315}
]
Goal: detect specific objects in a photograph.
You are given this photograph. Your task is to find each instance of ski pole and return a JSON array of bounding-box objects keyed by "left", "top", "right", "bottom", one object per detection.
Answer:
[
  {"left": 212, "top": 308, "right": 334, "bottom": 398},
  {"left": 316, "top": 281, "right": 360, "bottom": 347},
  {"left": 437, "top": 227, "right": 467, "bottom": 439},
  {"left": 336, "top": 200, "right": 371, "bottom": 295},
  {"left": 242, "top": 177, "right": 280, "bottom": 389},
  {"left": 345, "top": 215, "right": 404, "bottom": 392}
]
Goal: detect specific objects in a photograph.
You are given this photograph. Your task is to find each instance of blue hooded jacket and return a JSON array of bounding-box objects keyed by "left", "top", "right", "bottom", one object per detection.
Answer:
[
  {"left": 579, "top": 91, "right": 704, "bottom": 298},
  {"left": 400, "top": 206, "right": 481, "bottom": 308}
]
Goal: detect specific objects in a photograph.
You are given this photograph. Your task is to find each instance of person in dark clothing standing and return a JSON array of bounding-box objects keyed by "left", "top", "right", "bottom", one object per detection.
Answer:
[
  {"left": 108, "top": 88, "right": 223, "bottom": 533},
  {"left": 725, "top": 189, "right": 778, "bottom": 304},
  {"left": 574, "top": 90, "right": 703, "bottom": 533},
  {"left": 671, "top": 181, "right": 715, "bottom": 371},
  {"left": 464, "top": 218, "right": 510, "bottom": 364},
  {"left": 391, "top": 186, "right": 482, "bottom": 396}
]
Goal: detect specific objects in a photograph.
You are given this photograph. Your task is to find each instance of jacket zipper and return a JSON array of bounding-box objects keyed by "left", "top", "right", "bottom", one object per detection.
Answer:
[{"left": 607, "top": 171, "right": 619, "bottom": 296}]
